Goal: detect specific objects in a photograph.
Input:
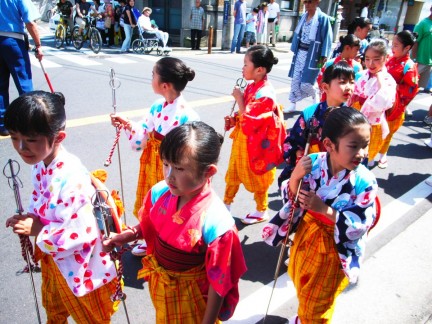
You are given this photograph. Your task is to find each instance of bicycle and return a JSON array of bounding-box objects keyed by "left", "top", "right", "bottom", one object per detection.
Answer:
[
  {"left": 40, "top": 0, "right": 57, "bottom": 22},
  {"left": 72, "top": 16, "right": 102, "bottom": 54},
  {"left": 54, "top": 15, "right": 73, "bottom": 49}
]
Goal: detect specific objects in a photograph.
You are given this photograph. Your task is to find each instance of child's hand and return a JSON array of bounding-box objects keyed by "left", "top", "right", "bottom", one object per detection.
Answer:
[
  {"left": 102, "top": 232, "right": 126, "bottom": 252},
  {"left": 232, "top": 86, "right": 243, "bottom": 102},
  {"left": 291, "top": 155, "right": 312, "bottom": 181},
  {"left": 6, "top": 214, "right": 43, "bottom": 236},
  {"left": 224, "top": 115, "right": 236, "bottom": 131},
  {"left": 110, "top": 113, "right": 130, "bottom": 130},
  {"left": 297, "top": 189, "right": 324, "bottom": 212}
]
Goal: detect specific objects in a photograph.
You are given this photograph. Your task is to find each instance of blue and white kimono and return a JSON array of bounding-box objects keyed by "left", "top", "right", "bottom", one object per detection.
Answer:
[{"left": 289, "top": 8, "right": 333, "bottom": 84}]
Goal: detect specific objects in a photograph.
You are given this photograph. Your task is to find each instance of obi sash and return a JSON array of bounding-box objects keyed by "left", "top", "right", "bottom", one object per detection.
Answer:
[{"left": 154, "top": 235, "right": 206, "bottom": 271}]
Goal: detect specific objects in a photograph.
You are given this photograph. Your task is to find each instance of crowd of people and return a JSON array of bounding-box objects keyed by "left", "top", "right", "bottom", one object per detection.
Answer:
[
  {"left": 1, "top": 0, "right": 432, "bottom": 323},
  {"left": 231, "top": 0, "right": 280, "bottom": 53},
  {"left": 51, "top": 0, "right": 170, "bottom": 53}
]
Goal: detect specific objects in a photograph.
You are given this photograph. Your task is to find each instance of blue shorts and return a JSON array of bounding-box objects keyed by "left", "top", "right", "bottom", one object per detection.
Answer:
[{"left": 244, "top": 31, "right": 256, "bottom": 44}]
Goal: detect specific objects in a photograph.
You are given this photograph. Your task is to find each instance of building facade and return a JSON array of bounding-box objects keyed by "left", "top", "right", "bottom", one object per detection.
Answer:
[{"left": 38, "top": 0, "right": 430, "bottom": 47}]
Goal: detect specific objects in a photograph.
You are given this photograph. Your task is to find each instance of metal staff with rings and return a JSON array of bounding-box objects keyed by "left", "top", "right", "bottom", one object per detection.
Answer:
[
  {"left": 92, "top": 188, "right": 131, "bottom": 324},
  {"left": 3, "top": 159, "right": 42, "bottom": 324},
  {"left": 263, "top": 117, "right": 319, "bottom": 323},
  {"left": 104, "top": 68, "right": 127, "bottom": 225},
  {"left": 224, "top": 77, "right": 247, "bottom": 138}
]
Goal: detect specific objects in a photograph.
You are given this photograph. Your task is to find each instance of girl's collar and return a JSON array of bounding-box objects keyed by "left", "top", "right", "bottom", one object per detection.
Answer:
[{"left": 163, "top": 94, "right": 182, "bottom": 108}]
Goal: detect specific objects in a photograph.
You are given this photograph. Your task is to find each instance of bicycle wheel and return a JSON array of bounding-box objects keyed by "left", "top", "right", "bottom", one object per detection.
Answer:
[
  {"left": 132, "top": 39, "right": 144, "bottom": 54},
  {"left": 65, "top": 26, "right": 72, "bottom": 46},
  {"left": 89, "top": 28, "right": 102, "bottom": 54},
  {"left": 55, "top": 24, "right": 65, "bottom": 49},
  {"left": 44, "top": 9, "right": 53, "bottom": 22},
  {"left": 72, "top": 26, "right": 84, "bottom": 50}
]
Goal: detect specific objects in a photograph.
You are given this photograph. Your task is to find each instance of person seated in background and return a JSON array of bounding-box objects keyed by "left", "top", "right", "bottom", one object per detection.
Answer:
[{"left": 137, "top": 7, "right": 169, "bottom": 49}]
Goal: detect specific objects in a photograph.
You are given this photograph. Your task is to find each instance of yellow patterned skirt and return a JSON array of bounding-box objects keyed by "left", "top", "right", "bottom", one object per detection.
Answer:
[
  {"left": 288, "top": 212, "right": 349, "bottom": 323},
  {"left": 134, "top": 133, "right": 164, "bottom": 218},
  {"left": 41, "top": 254, "right": 119, "bottom": 324},
  {"left": 224, "top": 128, "right": 275, "bottom": 211},
  {"left": 138, "top": 254, "right": 221, "bottom": 324},
  {"left": 379, "top": 114, "right": 404, "bottom": 155}
]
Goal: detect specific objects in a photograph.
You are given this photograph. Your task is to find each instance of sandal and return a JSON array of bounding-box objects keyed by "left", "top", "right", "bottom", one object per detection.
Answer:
[
  {"left": 131, "top": 242, "right": 147, "bottom": 257},
  {"left": 378, "top": 159, "right": 388, "bottom": 169},
  {"left": 241, "top": 211, "right": 269, "bottom": 225}
]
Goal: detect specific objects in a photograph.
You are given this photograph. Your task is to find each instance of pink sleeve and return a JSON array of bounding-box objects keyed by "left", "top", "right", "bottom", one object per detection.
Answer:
[{"left": 205, "top": 227, "right": 247, "bottom": 321}]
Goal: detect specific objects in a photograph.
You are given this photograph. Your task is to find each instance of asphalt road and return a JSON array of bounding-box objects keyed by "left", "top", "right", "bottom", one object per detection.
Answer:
[{"left": 0, "top": 23, "right": 431, "bottom": 323}]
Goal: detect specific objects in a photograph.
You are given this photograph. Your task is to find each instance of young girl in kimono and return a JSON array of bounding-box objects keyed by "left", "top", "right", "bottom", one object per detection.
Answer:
[
  {"left": 377, "top": 30, "right": 419, "bottom": 169},
  {"left": 110, "top": 57, "right": 199, "bottom": 255},
  {"left": 256, "top": 2, "right": 268, "bottom": 45},
  {"left": 263, "top": 107, "right": 378, "bottom": 324},
  {"left": 349, "top": 39, "right": 397, "bottom": 167},
  {"left": 317, "top": 34, "right": 362, "bottom": 101},
  {"left": 103, "top": 121, "right": 247, "bottom": 323},
  {"left": 278, "top": 61, "right": 355, "bottom": 187},
  {"left": 5, "top": 91, "right": 120, "bottom": 323},
  {"left": 223, "top": 45, "right": 285, "bottom": 225}
]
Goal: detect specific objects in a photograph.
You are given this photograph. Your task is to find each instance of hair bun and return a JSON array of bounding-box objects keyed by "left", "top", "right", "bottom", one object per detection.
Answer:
[
  {"left": 53, "top": 92, "right": 66, "bottom": 105},
  {"left": 184, "top": 67, "right": 195, "bottom": 82},
  {"left": 217, "top": 132, "right": 224, "bottom": 145},
  {"left": 273, "top": 57, "right": 279, "bottom": 65}
]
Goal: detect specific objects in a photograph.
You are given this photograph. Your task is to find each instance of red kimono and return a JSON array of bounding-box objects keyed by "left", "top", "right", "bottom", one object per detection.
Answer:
[
  {"left": 385, "top": 54, "right": 419, "bottom": 121},
  {"left": 138, "top": 181, "right": 247, "bottom": 322}
]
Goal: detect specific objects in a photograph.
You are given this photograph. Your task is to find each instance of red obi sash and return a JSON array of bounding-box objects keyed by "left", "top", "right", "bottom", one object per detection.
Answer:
[
  {"left": 308, "top": 209, "right": 335, "bottom": 226},
  {"left": 154, "top": 235, "right": 206, "bottom": 271}
]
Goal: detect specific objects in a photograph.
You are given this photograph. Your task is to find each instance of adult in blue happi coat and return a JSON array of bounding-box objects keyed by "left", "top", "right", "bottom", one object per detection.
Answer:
[{"left": 285, "top": 0, "right": 332, "bottom": 113}]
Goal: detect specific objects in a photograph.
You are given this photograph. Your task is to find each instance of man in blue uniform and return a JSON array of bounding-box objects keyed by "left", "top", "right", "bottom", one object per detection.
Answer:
[{"left": 0, "top": 0, "right": 43, "bottom": 136}]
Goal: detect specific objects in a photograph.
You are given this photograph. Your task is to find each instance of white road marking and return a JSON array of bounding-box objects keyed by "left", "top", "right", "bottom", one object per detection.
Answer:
[
  {"left": 52, "top": 52, "right": 103, "bottom": 66},
  {"left": 30, "top": 55, "right": 62, "bottom": 68},
  {"left": 105, "top": 56, "right": 138, "bottom": 64}
]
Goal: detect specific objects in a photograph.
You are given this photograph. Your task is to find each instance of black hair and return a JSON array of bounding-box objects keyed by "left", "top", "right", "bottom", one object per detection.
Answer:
[
  {"left": 246, "top": 45, "right": 278, "bottom": 73},
  {"left": 347, "top": 17, "right": 372, "bottom": 34},
  {"left": 160, "top": 121, "right": 224, "bottom": 174},
  {"left": 322, "top": 107, "right": 369, "bottom": 145},
  {"left": 339, "top": 34, "right": 360, "bottom": 49},
  {"left": 252, "top": 7, "right": 259, "bottom": 13},
  {"left": 365, "top": 38, "right": 388, "bottom": 58},
  {"left": 322, "top": 61, "right": 355, "bottom": 84},
  {"left": 155, "top": 57, "right": 195, "bottom": 92},
  {"left": 5, "top": 91, "right": 66, "bottom": 141},
  {"left": 395, "top": 30, "right": 416, "bottom": 49}
]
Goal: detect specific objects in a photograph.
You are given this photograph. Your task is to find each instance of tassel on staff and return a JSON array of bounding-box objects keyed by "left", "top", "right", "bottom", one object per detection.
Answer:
[
  {"left": 92, "top": 189, "right": 131, "bottom": 324},
  {"left": 3, "top": 159, "right": 42, "bottom": 324}
]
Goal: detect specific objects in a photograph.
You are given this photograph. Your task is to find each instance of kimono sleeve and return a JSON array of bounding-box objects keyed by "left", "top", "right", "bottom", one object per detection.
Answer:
[
  {"left": 205, "top": 227, "right": 247, "bottom": 321},
  {"left": 125, "top": 102, "right": 160, "bottom": 151},
  {"left": 399, "top": 64, "right": 419, "bottom": 106},
  {"left": 362, "top": 74, "right": 396, "bottom": 114},
  {"left": 240, "top": 96, "right": 276, "bottom": 135},
  {"left": 334, "top": 169, "right": 378, "bottom": 244},
  {"left": 319, "top": 14, "right": 333, "bottom": 58},
  {"left": 35, "top": 177, "right": 99, "bottom": 261}
]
